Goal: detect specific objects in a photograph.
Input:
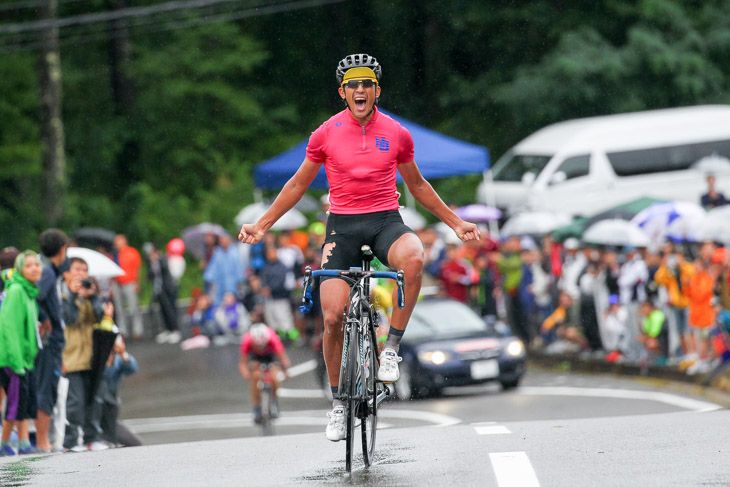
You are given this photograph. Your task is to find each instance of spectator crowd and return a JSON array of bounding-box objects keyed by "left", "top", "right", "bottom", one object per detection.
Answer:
[
  {"left": 4, "top": 190, "right": 730, "bottom": 457},
  {"left": 421, "top": 224, "right": 730, "bottom": 376}
]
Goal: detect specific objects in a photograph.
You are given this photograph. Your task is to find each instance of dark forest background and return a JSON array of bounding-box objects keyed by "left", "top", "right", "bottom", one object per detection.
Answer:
[{"left": 1, "top": 0, "right": 730, "bottom": 248}]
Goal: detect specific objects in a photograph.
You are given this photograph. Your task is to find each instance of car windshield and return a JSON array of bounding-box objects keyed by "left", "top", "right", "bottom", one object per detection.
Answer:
[
  {"left": 405, "top": 300, "right": 490, "bottom": 342},
  {"left": 491, "top": 150, "right": 553, "bottom": 182}
]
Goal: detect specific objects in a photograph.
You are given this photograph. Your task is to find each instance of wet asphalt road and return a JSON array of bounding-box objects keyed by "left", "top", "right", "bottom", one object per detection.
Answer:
[{"left": 2, "top": 339, "right": 730, "bottom": 486}]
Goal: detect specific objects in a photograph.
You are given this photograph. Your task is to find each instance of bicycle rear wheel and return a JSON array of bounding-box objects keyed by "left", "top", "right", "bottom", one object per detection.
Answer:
[
  {"left": 361, "top": 315, "right": 380, "bottom": 466},
  {"left": 344, "top": 324, "right": 358, "bottom": 473}
]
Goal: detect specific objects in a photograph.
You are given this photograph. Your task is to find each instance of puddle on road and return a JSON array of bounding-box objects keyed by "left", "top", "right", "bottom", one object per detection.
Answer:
[
  {"left": 0, "top": 456, "right": 45, "bottom": 486},
  {"left": 296, "top": 439, "right": 416, "bottom": 485}
]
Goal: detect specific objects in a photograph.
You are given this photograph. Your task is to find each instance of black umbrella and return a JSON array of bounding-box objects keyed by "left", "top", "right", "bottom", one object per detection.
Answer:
[
  {"left": 74, "top": 227, "right": 117, "bottom": 252},
  {"left": 87, "top": 328, "right": 119, "bottom": 405}
]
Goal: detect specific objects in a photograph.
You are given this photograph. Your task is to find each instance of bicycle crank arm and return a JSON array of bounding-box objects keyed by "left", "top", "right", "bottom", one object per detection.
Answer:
[{"left": 375, "top": 385, "right": 391, "bottom": 406}]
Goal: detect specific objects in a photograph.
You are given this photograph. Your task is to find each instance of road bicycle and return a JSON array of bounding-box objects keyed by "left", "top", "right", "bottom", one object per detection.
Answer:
[
  {"left": 300, "top": 245, "right": 405, "bottom": 473},
  {"left": 257, "top": 362, "right": 279, "bottom": 436}
]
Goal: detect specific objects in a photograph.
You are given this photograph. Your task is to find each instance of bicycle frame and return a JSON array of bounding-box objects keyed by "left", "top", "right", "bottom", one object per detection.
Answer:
[
  {"left": 300, "top": 245, "right": 405, "bottom": 472},
  {"left": 257, "top": 362, "right": 276, "bottom": 436}
]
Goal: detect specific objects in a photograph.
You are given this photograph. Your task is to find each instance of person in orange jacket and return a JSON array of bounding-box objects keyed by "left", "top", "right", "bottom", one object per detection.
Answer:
[
  {"left": 654, "top": 248, "right": 695, "bottom": 356},
  {"left": 683, "top": 248, "right": 725, "bottom": 368}
]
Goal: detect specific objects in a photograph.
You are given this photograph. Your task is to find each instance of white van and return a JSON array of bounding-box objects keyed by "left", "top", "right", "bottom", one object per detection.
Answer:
[{"left": 478, "top": 105, "right": 730, "bottom": 216}]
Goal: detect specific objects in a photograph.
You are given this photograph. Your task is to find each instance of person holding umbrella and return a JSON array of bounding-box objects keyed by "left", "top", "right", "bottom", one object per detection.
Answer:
[{"left": 60, "top": 257, "right": 115, "bottom": 452}]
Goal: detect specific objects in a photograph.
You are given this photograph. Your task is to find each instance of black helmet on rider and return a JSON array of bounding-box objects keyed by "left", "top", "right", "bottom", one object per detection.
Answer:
[{"left": 335, "top": 53, "right": 382, "bottom": 86}]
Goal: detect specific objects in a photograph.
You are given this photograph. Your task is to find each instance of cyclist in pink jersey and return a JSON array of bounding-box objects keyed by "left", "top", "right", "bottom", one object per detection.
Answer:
[
  {"left": 239, "top": 53, "right": 479, "bottom": 441},
  {"left": 239, "top": 324, "right": 291, "bottom": 424}
]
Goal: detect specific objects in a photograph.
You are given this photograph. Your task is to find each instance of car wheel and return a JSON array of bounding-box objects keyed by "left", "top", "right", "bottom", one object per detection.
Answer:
[
  {"left": 394, "top": 361, "right": 413, "bottom": 401},
  {"left": 499, "top": 378, "right": 521, "bottom": 390}
]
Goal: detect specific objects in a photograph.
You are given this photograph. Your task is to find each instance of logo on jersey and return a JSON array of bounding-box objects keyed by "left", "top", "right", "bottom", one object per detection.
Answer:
[
  {"left": 335, "top": 122, "right": 342, "bottom": 127},
  {"left": 375, "top": 137, "right": 390, "bottom": 152}
]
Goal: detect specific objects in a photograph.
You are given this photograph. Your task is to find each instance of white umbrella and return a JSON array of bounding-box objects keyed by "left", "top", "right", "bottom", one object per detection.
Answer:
[
  {"left": 234, "top": 203, "right": 307, "bottom": 230},
  {"left": 66, "top": 247, "right": 125, "bottom": 278},
  {"left": 631, "top": 201, "right": 706, "bottom": 245},
  {"left": 501, "top": 211, "right": 573, "bottom": 236},
  {"left": 696, "top": 209, "right": 730, "bottom": 244},
  {"left": 582, "top": 219, "right": 650, "bottom": 247},
  {"left": 399, "top": 207, "right": 426, "bottom": 230}
]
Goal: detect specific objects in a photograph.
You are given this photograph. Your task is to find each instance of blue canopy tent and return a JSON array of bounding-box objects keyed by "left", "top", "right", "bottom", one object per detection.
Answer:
[{"left": 253, "top": 109, "right": 490, "bottom": 189}]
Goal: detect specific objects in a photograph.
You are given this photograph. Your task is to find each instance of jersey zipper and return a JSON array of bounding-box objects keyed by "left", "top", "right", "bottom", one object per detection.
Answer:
[{"left": 362, "top": 125, "right": 366, "bottom": 150}]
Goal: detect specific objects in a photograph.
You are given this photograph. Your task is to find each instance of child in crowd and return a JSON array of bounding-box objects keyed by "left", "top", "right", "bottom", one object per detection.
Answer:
[
  {"left": 93, "top": 335, "right": 142, "bottom": 447},
  {"left": 215, "top": 292, "right": 251, "bottom": 340},
  {"left": 637, "top": 300, "right": 669, "bottom": 364},
  {"left": 539, "top": 291, "right": 586, "bottom": 353}
]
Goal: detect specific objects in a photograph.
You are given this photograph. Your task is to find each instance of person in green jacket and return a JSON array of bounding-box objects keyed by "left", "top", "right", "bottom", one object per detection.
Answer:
[{"left": 0, "top": 250, "right": 43, "bottom": 456}]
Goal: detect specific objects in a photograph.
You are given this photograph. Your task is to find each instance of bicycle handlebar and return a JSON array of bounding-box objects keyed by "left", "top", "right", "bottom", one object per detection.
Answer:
[{"left": 299, "top": 267, "right": 406, "bottom": 313}]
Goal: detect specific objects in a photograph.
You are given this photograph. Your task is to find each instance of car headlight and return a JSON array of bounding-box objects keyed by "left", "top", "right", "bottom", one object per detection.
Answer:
[
  {"left": 418, "top": 350, "right": 450, "bottom": 365},
  {"left": 505, "top": 340, "right": 525, "bottom": 357}
]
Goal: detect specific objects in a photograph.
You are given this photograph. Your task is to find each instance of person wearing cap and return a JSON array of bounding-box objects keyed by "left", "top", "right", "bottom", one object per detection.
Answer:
[{"left": 238, "top": 53, "right": 479, "bottom": 442}]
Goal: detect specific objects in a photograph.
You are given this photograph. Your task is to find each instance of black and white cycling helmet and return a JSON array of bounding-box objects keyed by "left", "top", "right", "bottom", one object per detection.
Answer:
[{"left": 335, "top": 53, "right": 382, "bottom": 85}]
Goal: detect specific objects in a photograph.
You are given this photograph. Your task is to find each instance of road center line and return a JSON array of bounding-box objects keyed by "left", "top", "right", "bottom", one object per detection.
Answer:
[
  {"left": 489, "top": 452, "right": 540, "bottom": 487},
  {"left": 516, "top": 386, "right": 721, "bottom": 412}
]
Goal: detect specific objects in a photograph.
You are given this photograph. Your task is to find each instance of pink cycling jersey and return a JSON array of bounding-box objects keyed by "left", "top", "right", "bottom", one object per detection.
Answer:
[
  {"left": 240, "top": 326, "right": 285, "bottom": 357},
  {"left": 306, "top": 107, "right": 414, "bottom": 215}
]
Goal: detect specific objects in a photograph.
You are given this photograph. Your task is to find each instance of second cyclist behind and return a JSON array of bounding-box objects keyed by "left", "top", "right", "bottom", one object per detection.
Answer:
[
  {"left": 239, "top": 53, "right": 479, "bottom": 441},
  {"left": 239, "top": 323, "right": 291, "bottom": 424}
]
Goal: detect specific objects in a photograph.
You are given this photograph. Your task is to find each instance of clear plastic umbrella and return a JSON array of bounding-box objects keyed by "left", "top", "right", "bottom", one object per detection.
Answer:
[
  {"left": 399, "top": 207, "right": 426, "bottom": 230},
  {"left": 501, "top": 211, "right": 572, "bottom": 236},
  {"left": 696, "top": 207, "right": 730, "bottom": 244},
  {"left": 582, "top": 219, "right": 650, "bottom": 247},
  {"left": 66, "top": 247, "right": 124, "bottom": 278},
  {"left": 234, "top": 203, "right": 307, "bottom": 230}
]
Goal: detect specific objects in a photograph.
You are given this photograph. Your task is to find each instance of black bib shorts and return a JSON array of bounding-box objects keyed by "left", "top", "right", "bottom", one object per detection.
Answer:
[{"left": 321, "top": 210, "right": 415, "bottom": 274}]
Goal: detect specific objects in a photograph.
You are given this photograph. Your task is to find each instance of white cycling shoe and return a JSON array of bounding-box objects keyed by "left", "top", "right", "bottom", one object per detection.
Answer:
[
  {"left": 378, "top": 348, "right": 402, "bottom": 382},
  {"left": 325, "top": 406, "right": 346, "bottom": 442}
]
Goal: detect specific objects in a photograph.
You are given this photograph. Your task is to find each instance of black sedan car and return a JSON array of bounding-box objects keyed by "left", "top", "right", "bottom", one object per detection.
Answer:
[{"left": 392, "top": 297, "right": 526, "bottom": 400}]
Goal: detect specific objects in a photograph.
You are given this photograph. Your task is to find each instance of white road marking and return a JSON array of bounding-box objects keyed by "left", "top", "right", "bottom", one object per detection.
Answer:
[
  {"left": 286, "top": 359, "right": 318, "bottom": 378},
  {"left": 517, "top": 386, "right": 722, "bottom": 413},
  {"left": 489, "top": 452, "right": 540, "bottom": 487},
  {"left": 377, "top": 409, "right": 462, "bottom": 427},
  {"left": 124, "top": 409, "right": 457, "bottom": 434},
  {"left": 278, "top": 388, "right": 325, "bottom": 398},
  {"left": 474, "top": 425, "right": 511, "bottom": 435}
]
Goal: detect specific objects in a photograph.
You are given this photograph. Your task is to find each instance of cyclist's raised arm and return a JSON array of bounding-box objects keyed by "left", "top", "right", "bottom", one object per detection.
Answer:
[
  {"left": 397, "top": 161, "right": 480, "bottom": 242},
  {"left": 239, "top": 158, "right": 321, "bottom": 244}
]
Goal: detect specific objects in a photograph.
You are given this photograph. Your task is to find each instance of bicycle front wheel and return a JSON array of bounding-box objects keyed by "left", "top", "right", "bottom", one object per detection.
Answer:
[
  {"left": 344, "top": 324, "right": 358, "bottom": 473},
  {"left": 260, "top": 387, "right": 274, "bottom": 437},
  {"left": 361, "top": 315, "right": 380, "bottom": 466}
]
